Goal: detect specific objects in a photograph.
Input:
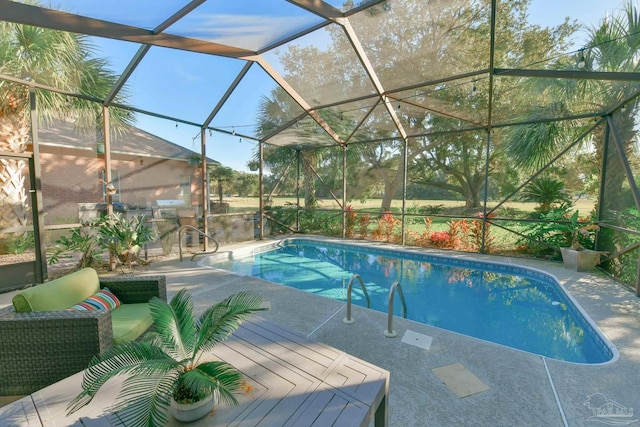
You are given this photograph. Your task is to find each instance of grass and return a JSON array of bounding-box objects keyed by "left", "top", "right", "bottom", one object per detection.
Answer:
[{"left": 223, "top": 196, "right": 596, "bottom": 215}]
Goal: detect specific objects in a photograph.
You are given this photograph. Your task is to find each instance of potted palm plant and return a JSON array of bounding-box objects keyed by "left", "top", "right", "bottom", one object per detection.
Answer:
[
  {"left": 67, "top": 289, "right": 266, "bottom": 426},
  {"left": 558, "top": 211, "right": 602, "bottom": 271}
]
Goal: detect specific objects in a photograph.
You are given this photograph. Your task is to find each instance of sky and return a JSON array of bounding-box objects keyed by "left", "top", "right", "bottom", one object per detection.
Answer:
[{"left": 81, "top": 0, "right": 628, "bottom": 173}]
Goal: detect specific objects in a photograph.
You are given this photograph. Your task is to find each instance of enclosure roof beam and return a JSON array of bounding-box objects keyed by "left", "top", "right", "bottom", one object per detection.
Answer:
[
  {"left": 344, "top": 0, "right": 388, "bottom": 17},
  {"left": 255, "top": 56, "right": 344, "bottom": 145},
  {"left": 110, "top": 102, "right": 201, "bottom": 126},
  {"left": 206, "top": 127, "right": 258, "bottom": 142},
  {"left": 344, "top": 98, "right": 381, "bottom": 144},
  {"left": 0, "top": 73, "right": 104, "bottom": 103},
  {"left": 105, "top": 0, "right": 207, "bottom": 105},
  {"left": 0, "top": 1, "right": 256, "bottom": 59},
  {"left": 202, "top": 62, "right": 254, "bottom": 128},
  {"left": 386, "top": 94, "right": 486, "bottom": 127},
  {"left": 287, "top": 0, "right": 344, "bottom": 20},
  {"left": 104, "top": 45, "right": 151, "bottom": 106},
  {"left": 494, "top": 68, "right": 640, "bottom": 82},
  {"left": 258, "top": 21, "right": 332, "bottom": 55},
  {"left": 339, "top": 17, "right": 409, "bottom": 141},
  {"left": 387, "top": 70, "right": 491, "bottom": 96},
  {"left": 260, "top": 112, "right": 309, "bottom": 142},
  {"left": 154, "top": 0, "right": 206, "bottom": 34},
  {"left": 605, "top": 88, "right": 640, "bottom": 116}
]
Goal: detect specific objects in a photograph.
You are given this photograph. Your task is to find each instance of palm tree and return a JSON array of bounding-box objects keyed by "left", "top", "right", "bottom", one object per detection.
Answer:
[
  {"left": 209, "top": 165, "right": 235, "bottom": 203},
  {"left": 0, "top": 20, "right": 132, "bottom": 233},
  {"left": 67, "top": 289, "right": 266, "bottom": 427},
  {"left": 505, "top": 2, "right": 640, "bottom": 214},
  {"left": 522, "top": 176, "right": 571, "bottom": 214}
]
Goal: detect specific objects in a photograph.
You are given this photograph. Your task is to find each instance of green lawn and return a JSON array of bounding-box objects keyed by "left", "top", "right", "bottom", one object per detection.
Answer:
[{"left": 224, "top": 196, "right": 595, "bottom": 216}]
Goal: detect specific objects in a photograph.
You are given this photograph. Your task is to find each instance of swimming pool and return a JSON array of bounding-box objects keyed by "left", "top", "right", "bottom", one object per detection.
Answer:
[{"left": 209, "top": 238, "right": 615, "bottom": 364}]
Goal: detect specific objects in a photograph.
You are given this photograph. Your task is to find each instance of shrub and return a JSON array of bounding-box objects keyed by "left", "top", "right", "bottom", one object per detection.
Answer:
[
  {"left": 96, "top": 213, "right": 156, "bottom": 267},
  {"left": 517, "top": 205, "right": 595, "bottom": 258},
  {"left": 420, "top": 204, "right": 445, "bottom": 215},
  {"left": 470, "top": 213, "right": 497, "bottom": 253},
  {"left": 345, "top": 205, "right": 357, "bottom": 237},
  {"left": 1, "top": 232, "right": 34, "bottom": 254},
  {"left": 358, "top": 213, "right": 371, "bottom": 238},
  {"left": 521, "top": 176, "right": 570, "bottom": 214},
  {"left": 375, "top": 211, "right": 399, "bottom": 242},
  {"left": 429, "top": 231, "right": 450, "bottom": 248},
  {"left": 48, "top": 223, "right": 104, "bottom": 269}
]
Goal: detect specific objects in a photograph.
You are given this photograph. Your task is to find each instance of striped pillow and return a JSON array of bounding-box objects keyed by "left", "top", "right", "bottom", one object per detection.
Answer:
[{"left": 69, "top": 288, "right": 121, "bottom": 311}]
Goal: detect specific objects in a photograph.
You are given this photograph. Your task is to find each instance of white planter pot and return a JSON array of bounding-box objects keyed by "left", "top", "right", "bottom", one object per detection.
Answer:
[
  {"left": 170, "top": 394, "right": 214, "bottom": 423},
  {"left": 560, "top": 247, "right": 601, "bottom": 272}
]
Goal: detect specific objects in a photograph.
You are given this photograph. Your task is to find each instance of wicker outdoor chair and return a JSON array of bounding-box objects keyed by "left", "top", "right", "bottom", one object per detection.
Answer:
[{"left": 0, "top": 274, "right": 166, "bottom": 396}]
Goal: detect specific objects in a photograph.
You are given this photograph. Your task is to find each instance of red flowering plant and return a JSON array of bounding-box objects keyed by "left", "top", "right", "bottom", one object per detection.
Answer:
[
  {"left": 379, "top": 211, "right": 400, "bottom": 242},
  {"left": 470, "top": 212, "right": 496, "bottom": 252},
  {"left": 410, "top": 217, "right": 433, "bottom": 247},
  {"left": 358, "top": 213, "right": 371, "bottom": 238},
  {"left": 345, "top": 205, "right": 358, "bottom": 237},
  {"left": 429, "top": 231, "right": 451, "bottom": 248}
]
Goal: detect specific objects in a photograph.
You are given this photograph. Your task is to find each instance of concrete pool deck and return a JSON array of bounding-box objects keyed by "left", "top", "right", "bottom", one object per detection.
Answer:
[{"left": 2, "top": 237, "right": 640, "bottom": 426}]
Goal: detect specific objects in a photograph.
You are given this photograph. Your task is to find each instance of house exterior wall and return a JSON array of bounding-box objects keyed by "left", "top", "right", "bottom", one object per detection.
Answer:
[{"left": 38, "top": 145, "right": 203, "bottom": 224}]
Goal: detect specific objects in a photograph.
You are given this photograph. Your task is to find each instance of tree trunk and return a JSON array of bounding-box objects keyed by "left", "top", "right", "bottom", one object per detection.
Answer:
[
  {"left": 217, "top": 180, "right": 223, "bottom": 203},
  {"left": 459, "top": 173, "right": 483, "bottom": 209},
  {"left": 381, "top": 172, "right": 403, "bottom": 213},
  {"left": 301, "top": 151, "right": 317, "bottom": 208},
  {"left": 380, "top": 147, "right": 406, "bottom": 213}
]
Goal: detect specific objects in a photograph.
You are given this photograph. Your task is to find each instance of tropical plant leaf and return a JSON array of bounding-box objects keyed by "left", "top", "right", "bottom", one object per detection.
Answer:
[
  {"left": 521, "top": 176, "right": 570, "bottom": 213},
  {"left": 68, "top": 289, "right": 264, "bottom": 425},
  {"left": 146, "top": 290, "right": 196, "bottom": 360},
  {"left": 182, "top": 361, "right": 244, "bottom": 407},
  {"left": 194, "top": 292, "right": 266, "bottom": 357},
  {"left": 67, "top": 342, "right": 176, "bottom": 415},
  {"left": 169, "top": 289, "right": 198, "bottom": 355},
  {"left": 109, "top": 371, "right": 179, "bottom": 427}
]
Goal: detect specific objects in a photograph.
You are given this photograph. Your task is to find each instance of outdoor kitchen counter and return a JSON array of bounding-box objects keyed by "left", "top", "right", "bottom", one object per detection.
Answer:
[{"left": 1, "top": 318, "right": 389, "bottom": 426}]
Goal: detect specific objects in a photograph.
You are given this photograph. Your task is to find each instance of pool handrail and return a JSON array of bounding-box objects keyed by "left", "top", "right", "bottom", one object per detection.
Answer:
[
  {"left": 178, "top": 225, "right": 219, "bottom": 261},
  {"left": 384, "top": 280, "right": 407, "bottom": 338},
  {"left": 343, "top": 274, "right": 371, "bottom": 324}
]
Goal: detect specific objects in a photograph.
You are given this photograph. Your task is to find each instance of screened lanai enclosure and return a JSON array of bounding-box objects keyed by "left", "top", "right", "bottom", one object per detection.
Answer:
[{"left": 1, "top": 0, "right": 640, "bottom": 294}]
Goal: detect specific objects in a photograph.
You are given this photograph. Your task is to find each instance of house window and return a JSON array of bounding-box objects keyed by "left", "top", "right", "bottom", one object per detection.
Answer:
[
  {"left": 100, "top": 169, "right": 120, "bottom": 202},
  {"left": 179, "top": 175, "right": 191, "bottom": 206}
]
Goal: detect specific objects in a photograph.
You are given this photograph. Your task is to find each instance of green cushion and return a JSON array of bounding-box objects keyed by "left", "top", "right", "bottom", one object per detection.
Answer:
[
  {"left": 12, "top": 268, "right": 100, "bottom": 312},
  {"left": 111, "top": 303, "right": 153, "bottom": 345}
]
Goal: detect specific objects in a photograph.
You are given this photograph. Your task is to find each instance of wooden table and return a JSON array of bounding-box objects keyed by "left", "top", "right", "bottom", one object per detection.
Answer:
[{"left": 1, "top": 319, "right": 389, "bottom": 426}]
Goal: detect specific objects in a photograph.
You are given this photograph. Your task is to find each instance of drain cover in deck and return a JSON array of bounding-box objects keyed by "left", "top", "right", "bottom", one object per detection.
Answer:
[
  {"left": 401, "top": 330, "right": 433, "bottom": 350},
  {"left": 432, "top": 363, "right": 490, "bottom": 398}
]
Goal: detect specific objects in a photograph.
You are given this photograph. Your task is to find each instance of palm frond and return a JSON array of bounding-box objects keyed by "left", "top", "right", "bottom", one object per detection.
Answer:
[
  {"left": 67, "top": 342, "right": 177, "bottom": 415},
  {"left": 625, "top": 1, "right": 640, "bottom": 51},
  {"left": 147, "top": 290, "right": 196, "bottom": 360},
  {"left": 109, "top": 371, "right": 179, "bottom": 427},
  {"left": 505, "top": 118, "right": 566, "bottom": 171},
  {"left": 169, "top": 289, "right": 198, "bottom": 352},
  {"left": 194, "top": 292, "right": 266, "bottom": 358},
  {"left": 182, "top": 361, "right": 245, "bottom": 408}
]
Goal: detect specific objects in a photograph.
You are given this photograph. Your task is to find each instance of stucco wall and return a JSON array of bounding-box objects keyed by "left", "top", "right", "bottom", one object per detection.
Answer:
[{"left": 39, "top": 146, "right": 202, "bottom": 224}]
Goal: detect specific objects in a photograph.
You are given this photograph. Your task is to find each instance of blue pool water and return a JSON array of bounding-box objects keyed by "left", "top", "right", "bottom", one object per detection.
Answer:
[{"left": 212, "top": 239, "right": 614, "bottom": 364}]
